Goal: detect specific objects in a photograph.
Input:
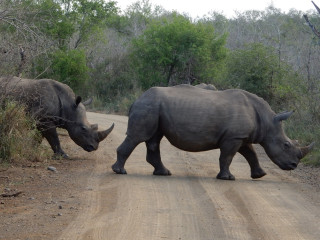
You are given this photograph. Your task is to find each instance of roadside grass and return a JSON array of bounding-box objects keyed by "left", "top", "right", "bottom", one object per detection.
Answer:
[
  {"left": 0, "top": 99, "right": 50, "bottom": 164},
  {"left": 285, "top": 117, "right": 320, "bottom": 166},
  {"left": 87, "top": 89, "right": 143, "bottom": 115}
]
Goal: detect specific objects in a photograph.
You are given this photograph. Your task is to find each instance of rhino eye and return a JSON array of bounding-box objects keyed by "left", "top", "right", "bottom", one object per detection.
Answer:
[{"left": 284, "top": 141, "right": 291, "bottom": 149}]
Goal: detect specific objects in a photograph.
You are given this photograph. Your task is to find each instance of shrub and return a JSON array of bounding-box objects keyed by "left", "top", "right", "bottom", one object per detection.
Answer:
[
  {"left": 0, "top": 99, "right": 48, "bottom": 163},
  {"left": 51, "top": 49, "right": 89, "bottom": 92},
  {"left": 224, "top": 43, "right": 302, "bottom": 111},
  {"left": 131, "top": 13, "right": 227, "bottom": 89},
  {"left": 32, "top": 49, "right": 89, "bottom": 94}
]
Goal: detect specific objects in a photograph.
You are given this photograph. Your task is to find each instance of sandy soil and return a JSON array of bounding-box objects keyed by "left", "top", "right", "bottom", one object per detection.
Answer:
[{"left": 0, "top": 112, "right": 319, "bottom": 240}]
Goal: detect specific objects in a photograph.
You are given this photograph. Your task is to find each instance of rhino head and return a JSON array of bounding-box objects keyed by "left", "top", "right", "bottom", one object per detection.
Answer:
[
  {"left": 261, "top": 111, "right": 314, "bottom": 170},
  {"left": 65, "top": 96, "right": 114, "bottom": 152}
]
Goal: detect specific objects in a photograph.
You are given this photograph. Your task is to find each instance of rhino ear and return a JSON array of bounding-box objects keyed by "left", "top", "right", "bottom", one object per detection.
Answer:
[
  {"left": 75, "top": 96, "right": 82, "bottom": 107},
  {"left": 273, "top": 111, "right": 293, "bottom": 123},
  {"left": 91, "top": 124, "right": 98, "bottom": 131}
]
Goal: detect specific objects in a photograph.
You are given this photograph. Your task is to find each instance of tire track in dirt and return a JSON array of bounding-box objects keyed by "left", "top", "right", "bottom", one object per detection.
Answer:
[{"left": 58, "top": 113, "right": 320, "bottom": 240}]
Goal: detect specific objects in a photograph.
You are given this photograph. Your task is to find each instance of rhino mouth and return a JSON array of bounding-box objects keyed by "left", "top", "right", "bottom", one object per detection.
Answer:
[
  {"left": 83, "top": 144, "right": 97, "bottom": 152},
  {"left": 278, "top": 162, "right": 297, "bottom": 170}
]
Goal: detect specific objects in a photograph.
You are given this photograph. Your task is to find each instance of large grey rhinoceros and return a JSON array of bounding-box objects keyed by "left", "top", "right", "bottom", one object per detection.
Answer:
[
  {"left": 0, "top": 76, "right": 114, "bottom": 158},
  {"left": 112, "top": 84, "right": 314, "bottom": 180}
]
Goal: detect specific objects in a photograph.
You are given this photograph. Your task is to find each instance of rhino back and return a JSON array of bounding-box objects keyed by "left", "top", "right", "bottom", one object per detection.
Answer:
[{"left": 0, "top": 77, "right": 75, "bottom": 122}]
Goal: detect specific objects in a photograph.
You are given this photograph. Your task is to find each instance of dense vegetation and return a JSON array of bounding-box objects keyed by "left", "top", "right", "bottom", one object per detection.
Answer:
[
  {"left": 0, "top": 98, "right": 49, "bottom": 163},
  {"left": 1, "top": 0, "right": 320, "bottom": 165}
]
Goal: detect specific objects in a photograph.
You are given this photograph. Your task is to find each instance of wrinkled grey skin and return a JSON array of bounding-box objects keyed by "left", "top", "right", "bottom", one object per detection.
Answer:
[
  {"left": 112, "top": 84, "right": 313, "bottom": 180},
  {"left": 0, "top": 77, "right": 114, "bottom": 158}
]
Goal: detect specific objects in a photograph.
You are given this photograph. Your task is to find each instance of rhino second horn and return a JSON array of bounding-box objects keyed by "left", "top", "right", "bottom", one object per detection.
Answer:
[
  {"left": 98, "top": 123, "right": 115, "bottom": 142},
  {"left": 83, "top": 97, "right": 93, "bottom": 106},
  {"left": 299, "top": 142, "right": 315, "bottom": 159},
  {"left": 91, "top": 124, "right": 98, "bottom": 131}
]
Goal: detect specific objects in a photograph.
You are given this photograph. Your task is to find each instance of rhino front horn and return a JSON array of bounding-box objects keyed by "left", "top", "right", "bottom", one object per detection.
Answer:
[
  {"left": 300, "top": 142, "right": 315, "bottom": 159},
  {"left": 98, "top": 123, "right": 115, "bottom": 142}
]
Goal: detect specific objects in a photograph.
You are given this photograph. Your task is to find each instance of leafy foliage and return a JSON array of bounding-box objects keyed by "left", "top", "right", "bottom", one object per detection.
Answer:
[
  {"left": 29, "top": 0, "right": 119, "bottom": 49},
  {"left": 226, "top": 44, "right": 279, "bottom": 98},
  {"left": 131, "top": 13, "right": 227, "bottom": 89},
  {"left": 33, "top": 49, "right": 89, "bottom": 93},
  {"left": 224, "top": 43, "right": 302, "bottom": 110},
  {"left": 51, "top": 49, "right": 89, "bottom": 91}
]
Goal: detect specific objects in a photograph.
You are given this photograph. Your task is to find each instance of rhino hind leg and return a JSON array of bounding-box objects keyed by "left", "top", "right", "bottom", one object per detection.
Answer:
[
  {"left": 145, "top": 132, "right": 171, "bottom": 176},
  {"left": 113, "top": 137, "right": 139, "bottom": 174},
  {"left": 217, "top": 171, "right": 235, "bottom": 180},
  {"left": 238, "top": 144, "right": 266, "bottom": 179},
  {"left": 216, "top": 140, "right": 244, "bottom": 180}
]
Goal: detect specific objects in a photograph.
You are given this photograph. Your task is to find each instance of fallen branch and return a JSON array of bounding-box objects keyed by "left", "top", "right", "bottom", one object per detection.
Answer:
[{"left": 1, "top": 191, "right": 23, "bottom": 197}]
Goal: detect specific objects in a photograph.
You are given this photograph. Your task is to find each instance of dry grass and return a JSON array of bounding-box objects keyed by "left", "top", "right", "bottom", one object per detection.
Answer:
[{"left": 0, "top": 99, "right": 50, "bottom": 163}]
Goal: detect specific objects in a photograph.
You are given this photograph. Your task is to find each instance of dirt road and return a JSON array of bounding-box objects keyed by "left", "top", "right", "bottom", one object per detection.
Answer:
[{"left": 56, "top": 112, "right": 320, "bottom": 240}]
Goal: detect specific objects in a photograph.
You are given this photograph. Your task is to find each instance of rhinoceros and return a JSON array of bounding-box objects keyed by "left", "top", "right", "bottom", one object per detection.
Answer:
[
  {"left": 112, "top": 84, "right": 314, "bottom": 180},
  {"left": 0, "top": 76, "right": 114, "bottom": 158}
]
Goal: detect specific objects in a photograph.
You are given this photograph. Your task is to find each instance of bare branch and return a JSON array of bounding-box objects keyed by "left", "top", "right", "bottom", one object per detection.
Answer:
[
  {"left": 34, "top": 64, "right": 52, "bottom": 79},
  {"left": 312, "top": 1, "right": 320, "bottom": 15},
  {"left": 0, "top": 14, "right": 41, "bottom": 40},
  {"left": 303, "top": 14, "right": 320, "bottom": 39},
  {"left": 303, "top": 2, "right": 320, "bottom": 39},
  {"left": 17, "top": 45, "right": 26, "bottom": 77},
  {"left": 0, "top": 1, "right": 53, "bottom": 76}
]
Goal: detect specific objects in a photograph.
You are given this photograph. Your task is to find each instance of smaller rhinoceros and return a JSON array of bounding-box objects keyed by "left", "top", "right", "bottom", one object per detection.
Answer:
[
  {"left": 0, "top": 77, "right": 114, "bottom": 158},
  {"left": 112, "top": 85, "right": 314, "bottom": 180},
  {"left": 195, "top": 83, "right": 217, "bottom": 90}
]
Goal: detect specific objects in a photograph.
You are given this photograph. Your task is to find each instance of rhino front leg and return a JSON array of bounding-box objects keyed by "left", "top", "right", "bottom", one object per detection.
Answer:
[
  {"left": 238, "top": 144, "right": 266, "bottom": 179},
  {"left": 112, "top": 136, "right": 139, "bottom": 174},
  {"left": 42, "top": 127, "right": 69, "bottom": 159},
  {"left": 217, "top": 140, "right": 243, "bottom": 180},
  {"left": 146, "top": 133, "right": 171, "bottom": 176}
]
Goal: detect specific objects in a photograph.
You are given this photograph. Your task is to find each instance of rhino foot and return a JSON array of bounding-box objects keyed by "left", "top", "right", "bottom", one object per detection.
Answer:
[
  {"left": 251, "top": 168, "right": 267, "bottom": 179},
  {"left": 216, "top": 171, "right": 235, "bottom": 180},
  {"left": 52, "top": 152, "right": 69, "bottom": 160},
  {"left": 153, "top": 168, "right": 172, "bottom": 176},
  {"left": 112, "top": 163, "right": 127, "bottom": 174}
]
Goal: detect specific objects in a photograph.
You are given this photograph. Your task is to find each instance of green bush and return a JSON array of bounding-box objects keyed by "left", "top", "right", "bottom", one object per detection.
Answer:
[
  {"left": 0, "top": 99, "right": 48, "bottom": 163},
  {"left": 51, "top": 49, "right": 89, "bottom": 92},
  {"left": 32, "top": 49, "right": 89, "bottom": 94},
  {"left": 131, "top": 13, "right": 227, "bottom": 89},
  {"left": 224, "top": 43, "right": 301, "bottom": 111}
]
